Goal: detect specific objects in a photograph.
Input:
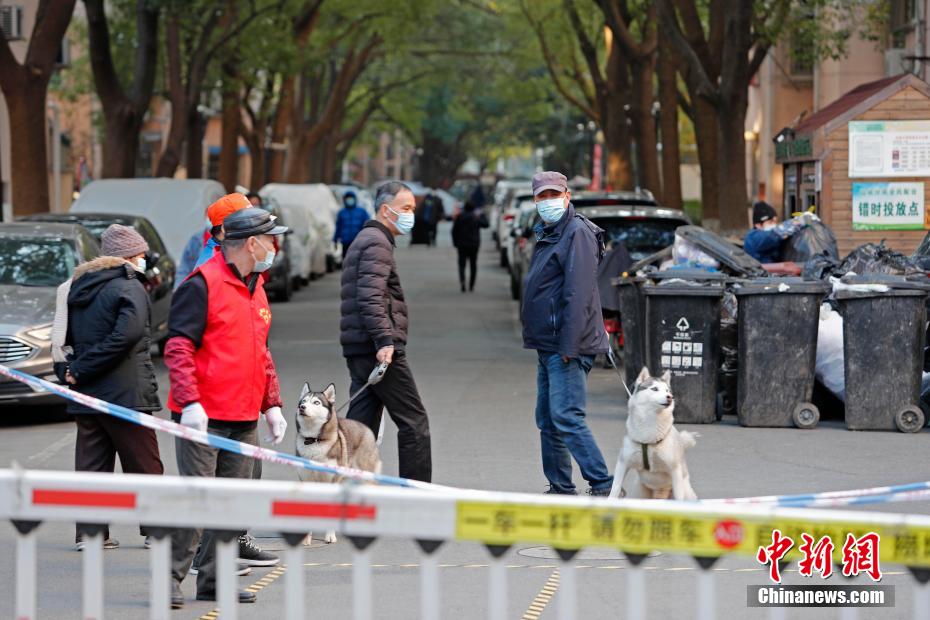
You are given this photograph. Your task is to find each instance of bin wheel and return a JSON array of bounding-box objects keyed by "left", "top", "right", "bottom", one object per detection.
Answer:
[
  {"left": 792, "top": 403, "right": 820, "bottom": 430},
  {"left": 895, "top": 407, "right": 925, "bottom": 433}
]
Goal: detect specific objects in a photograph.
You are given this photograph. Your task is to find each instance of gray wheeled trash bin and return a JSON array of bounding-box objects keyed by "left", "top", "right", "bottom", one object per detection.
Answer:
[
  {"left": 735, "top": 278, "right": 829, "bottom": 428},
  {"left": 836, "top": 278, "right": 929, "bottom": 432},
  {"left": 644, "top": 279, "right": 725, "bottom": 423},
  {"left": 614, "top": 276, "right": 646, "bottom": 389}
]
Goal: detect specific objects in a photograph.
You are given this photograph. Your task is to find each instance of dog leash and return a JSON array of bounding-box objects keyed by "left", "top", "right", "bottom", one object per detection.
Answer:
[
  {"left": 335, "top": 361, "right": 390, "bottom": 414},
  {"left": 607, "top": 349, "right": 633, "bottom": 398}
]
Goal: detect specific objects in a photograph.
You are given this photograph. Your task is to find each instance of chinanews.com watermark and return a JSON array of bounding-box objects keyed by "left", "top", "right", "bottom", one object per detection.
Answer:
[{"left": 749, "top": 529, "right": 895, "bottom": 608}]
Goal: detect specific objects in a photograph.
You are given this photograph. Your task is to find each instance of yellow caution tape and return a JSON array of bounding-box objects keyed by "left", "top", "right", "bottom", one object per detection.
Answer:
[{"left": 456, "top": 501, "right": 930, "bottom": 567}]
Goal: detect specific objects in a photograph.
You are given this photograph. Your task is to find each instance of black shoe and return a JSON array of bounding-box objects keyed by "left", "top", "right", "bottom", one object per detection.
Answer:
[
  {"left": 544, "top": 485, "right": 578, "bottom": 495},
  {"left": 587, "top": 487, "right": 611, "bottom": 497},
  {"left": 189, "top": 562, "right": 251, "bottom": 576},
  {"left": 76, "top": 537, "right": 119, "bottom": 551},
  {"left": 238, "top": 534, "right": 280, "bottom": 567},
  {"left": 196, "top": 589, "right": 257, "bottom": 604},
  {"left": 171, "top": 581, "right": 184, "bottom": 609},
  {"left": 461, "top": 283, "right": 466, "bottom": 292}
]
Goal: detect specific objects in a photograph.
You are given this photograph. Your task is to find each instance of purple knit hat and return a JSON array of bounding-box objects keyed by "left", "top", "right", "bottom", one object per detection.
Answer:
[{"left": 101, "top": 224, "right": 149, "bottom": 258}]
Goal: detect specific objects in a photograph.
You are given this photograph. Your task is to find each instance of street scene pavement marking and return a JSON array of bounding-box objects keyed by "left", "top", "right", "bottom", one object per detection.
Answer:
[{"left": 520, "top": 569, "right": 560, "bottom": 620}]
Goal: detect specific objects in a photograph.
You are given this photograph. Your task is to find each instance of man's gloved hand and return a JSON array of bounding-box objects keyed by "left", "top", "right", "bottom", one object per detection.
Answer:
[
  {"left": 180, "top": 402, "right": 208, "bottom": 433},
  {"left": 263, "top": 406, "right": 287, "bottom": 444}
]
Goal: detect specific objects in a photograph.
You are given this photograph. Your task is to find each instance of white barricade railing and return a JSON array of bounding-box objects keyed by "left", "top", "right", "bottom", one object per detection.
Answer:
[{"left": 3, "top": 468, "right": 930, "bottom": 620}]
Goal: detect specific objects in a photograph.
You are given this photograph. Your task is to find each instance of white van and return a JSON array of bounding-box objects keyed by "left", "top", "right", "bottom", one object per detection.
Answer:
[
  {"left": 259, "top": 184, "right": 340, "bottom": 277},
  {"left": 71, "top": 179, "right": 224, "bottom": 264}
]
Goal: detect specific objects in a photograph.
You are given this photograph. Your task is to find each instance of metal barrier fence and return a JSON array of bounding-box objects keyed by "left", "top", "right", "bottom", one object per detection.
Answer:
[{"left": 4, "top": 468, "right": 930, "bottom": 620}]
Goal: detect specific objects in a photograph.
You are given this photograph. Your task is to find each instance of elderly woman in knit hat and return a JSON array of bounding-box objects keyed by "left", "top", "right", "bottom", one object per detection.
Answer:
[{"left": 53, "top": 223, "right": 164, "bottom": 551}]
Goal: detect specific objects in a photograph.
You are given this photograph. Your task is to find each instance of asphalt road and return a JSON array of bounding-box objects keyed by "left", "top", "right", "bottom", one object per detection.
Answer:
[{"left": 1, "top": 222, "right": 929, "bottom": 619}]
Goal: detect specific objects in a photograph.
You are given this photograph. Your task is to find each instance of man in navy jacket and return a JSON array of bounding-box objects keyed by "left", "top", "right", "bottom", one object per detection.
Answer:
[{"left": 521, "top": 171, "right": 613, "bottom": 496}]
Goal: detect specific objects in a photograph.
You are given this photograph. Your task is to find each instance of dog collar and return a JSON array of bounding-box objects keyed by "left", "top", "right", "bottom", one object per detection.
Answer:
[{"left": 303, "top": 436, "right": 320, "bottom": 445}]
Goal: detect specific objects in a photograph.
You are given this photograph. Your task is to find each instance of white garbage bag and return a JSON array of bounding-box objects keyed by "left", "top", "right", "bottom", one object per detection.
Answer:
[{"left": 815, "top": 303, "right": 845, "bottom": 402}]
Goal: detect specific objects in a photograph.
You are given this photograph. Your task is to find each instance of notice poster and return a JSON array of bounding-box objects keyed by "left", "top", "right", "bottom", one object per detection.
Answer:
[
  {"left": 849, "top": 120, "right": 930, "bottom": 178},
  {"left": 851, "top": 182, "right": 925, "bottom": 230}
]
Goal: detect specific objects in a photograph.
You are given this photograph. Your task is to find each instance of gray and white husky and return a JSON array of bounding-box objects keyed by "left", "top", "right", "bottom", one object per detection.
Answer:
[
  {"left": 608, "top": 367, "right": 699, "bottom": 500},
  {"left": 295, "top": 383, "right": 382, "bottom": 544}
]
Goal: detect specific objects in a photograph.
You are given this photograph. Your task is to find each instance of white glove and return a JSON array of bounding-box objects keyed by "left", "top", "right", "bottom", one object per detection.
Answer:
[
  {"left": 262, "top": 406, "right": 287, "bottom": 444},
  {"left": 180, "top": 402, "right": 208, "bottom": 433}
]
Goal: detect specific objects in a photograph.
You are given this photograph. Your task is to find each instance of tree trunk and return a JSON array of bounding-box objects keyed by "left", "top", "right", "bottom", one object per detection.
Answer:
[
  {"left": 267, "top": 75, "right": 295, "bottom": 182},
  {"left": 101, "top": 105, "right": 144, "bottom": 178},
  {"left": 602, "top": 111, "right": 633, "bottom": 191},
  {"left": 218, "top": 86, "right": 239, "bottom": 191},
  {"left": 630, "top": 56, "right": 661, "bottom": 196},
  {"left": 6, "top": 82, "right": 52, "bottom": 215},
  {"left": 716, "top": 98, "right": 749, "bottom": 234},
  {"left": 657, "top": 37, "right": 682, "bottom": 210},
  {"left": 185, "top": 110, "right": 204, "bottom": 179},
  {"left": 692, "top": 97, "right": 719, "bottom": 227}
]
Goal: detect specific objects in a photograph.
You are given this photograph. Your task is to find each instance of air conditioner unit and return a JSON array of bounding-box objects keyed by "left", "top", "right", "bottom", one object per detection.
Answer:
[
  {"left": 885, "top": 48, "right": 910, "bottom": 77},
  {"left": 0, "top": 5, "right": 24, "bottom": 40}
]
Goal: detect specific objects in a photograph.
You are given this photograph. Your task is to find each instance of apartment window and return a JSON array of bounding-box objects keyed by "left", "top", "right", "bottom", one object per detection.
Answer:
[
  {"left": 892, "top": 0, "right": 917, "bottom": 33},
  {"left": 0, "top": 5, "right": 24, "bottom": 40}
]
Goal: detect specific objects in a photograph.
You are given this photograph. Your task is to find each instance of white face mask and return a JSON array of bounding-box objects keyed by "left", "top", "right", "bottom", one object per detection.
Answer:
[
  {"left": 252, "top": 238, "right": 276, "bottom": 273},
  {"left": 133, "top": 257, "right": 146, "bottom": 272},
  {"left": 387, "top": 206, "right": 415, "bottom": 235},
  {"left": 536, "top": 196, "right": 567, "bottom": 224},
  {"left": 762, "top": 221, "right": 777, "bottom": 231}
]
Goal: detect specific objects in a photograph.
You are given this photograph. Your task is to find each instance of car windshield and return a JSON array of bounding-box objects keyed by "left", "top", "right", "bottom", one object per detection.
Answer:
[
  {"left": 574, "top": 197, "right": 657, "bottom": 207},
  {"left": 591, "top": 217, "right": 685, "bottom": 259},
  {"left": 0, "top": 237, "right": 76, "bottom": 287},
  {"left": 72, "top": 220, "right": 119, "bottom": 241}
]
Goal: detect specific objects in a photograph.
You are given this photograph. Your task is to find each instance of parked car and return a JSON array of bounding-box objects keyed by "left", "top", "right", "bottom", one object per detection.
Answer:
[
  {"left": 490, "top": 179, "right": 532, "bottom": 247},
  {"left": 0, "top": 223, "right": 100, "bottom": 406},
  {"left": 496, "top": 190, "right": 534, "bottom": 268},
  {"left": 18, "top": 213, "right": 176, "bottom": 342},
  {"left": 70, "top": 179, "right": 225, "bottom": 267},
  {"left": 260, "top": 183, "right": 339, "bottom": 277}
]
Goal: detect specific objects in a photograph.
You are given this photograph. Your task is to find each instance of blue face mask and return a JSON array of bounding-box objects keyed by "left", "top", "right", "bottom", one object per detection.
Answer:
[
  {"left": 387, "top": 206, "right": 415, "bottom": 235},
  {"left": 536, "top": 197, "right": 566, "bottom": 224}
]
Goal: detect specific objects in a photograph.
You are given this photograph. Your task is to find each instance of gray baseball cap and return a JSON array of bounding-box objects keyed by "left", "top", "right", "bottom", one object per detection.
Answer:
[
  {"left": 532, "top": 171, "right": 568, "bottom": 196},
  {"left": 223, "top": 207, "right": 289, "bottom": 239}
]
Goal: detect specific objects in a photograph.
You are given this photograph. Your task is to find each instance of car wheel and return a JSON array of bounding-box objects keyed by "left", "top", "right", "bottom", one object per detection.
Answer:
[
  {"left": 277, "top": 276, "right": 293, "bottom": 302},
  {"left": 510, "top": 270, "right": 521, "bottom": 300}
]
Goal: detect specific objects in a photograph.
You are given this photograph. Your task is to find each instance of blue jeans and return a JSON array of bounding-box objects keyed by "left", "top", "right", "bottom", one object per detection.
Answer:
[{"left": 535, "top": 352, "right": 612, "bottom": 493}]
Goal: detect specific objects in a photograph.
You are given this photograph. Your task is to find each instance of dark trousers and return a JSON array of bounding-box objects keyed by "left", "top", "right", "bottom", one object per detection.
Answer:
[
  {"left": 75, "top": 413, "right": 164, "bottom": 541},
  {"left": 170, "top": 417, "right": 257, "bottom": 594},
  {"left": 345, "top": 353, "right": 432, "bottom": 482},
  {"left": 457, "top": 247, "right": 479, "bottom": 290}
]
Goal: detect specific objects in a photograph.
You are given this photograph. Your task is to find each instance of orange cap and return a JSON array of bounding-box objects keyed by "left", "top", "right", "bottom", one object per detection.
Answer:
[{"left": 207, "top": 193, "right": 251, "bottom": 226}]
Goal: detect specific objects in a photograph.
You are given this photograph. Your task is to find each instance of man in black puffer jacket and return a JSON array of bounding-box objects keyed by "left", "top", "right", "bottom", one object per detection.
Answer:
[
  {"left": 340, "top": 180, "right": 432, "bottom": 482},
  {"left": 56, "top": 224, "right": 164, "bottom": 549}
]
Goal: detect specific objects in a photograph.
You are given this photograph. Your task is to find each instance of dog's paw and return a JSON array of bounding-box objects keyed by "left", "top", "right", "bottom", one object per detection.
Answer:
[
  {"left": 619, "top": 488, "right": 626, "bottom": 498},
  {"left": 324, "top": 531, "right": 337, "bottom": 544},
  {"left": 303, "top": 533, "right": 314, "bottom": 546}
]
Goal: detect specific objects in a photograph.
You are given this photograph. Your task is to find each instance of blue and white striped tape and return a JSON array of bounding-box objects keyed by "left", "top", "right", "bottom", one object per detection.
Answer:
[
  {"left": 0, "top": 364, "right": 446, "bottom": 492},
  {"left": 704, "top": 481, "right": 930, "bottom": 508}
]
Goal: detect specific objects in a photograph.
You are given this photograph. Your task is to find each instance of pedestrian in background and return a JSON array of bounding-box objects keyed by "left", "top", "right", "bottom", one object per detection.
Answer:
[
  {"left": 176, "top": 193, "right": 251, "bottom": 285},
  {"left": 451, "top": 201, "right": 488, "bottom": 292},
  {"left": 743, "top": 201, "right": 803, "bottom": 264},
  {"left": 334, "top": 190, "right": 369, "bottom": 260},
  {"left": 521, "top": 171, "right": 613, "bottom": 496},
  {"left": 165, "top": 207, "right": 289, "bottom": 609},
  {"left": 53, "top": 224, "right": 164, "bottom": 550},
  {"left": 340, "top": 181, "right": 432, "bottom": 482}
]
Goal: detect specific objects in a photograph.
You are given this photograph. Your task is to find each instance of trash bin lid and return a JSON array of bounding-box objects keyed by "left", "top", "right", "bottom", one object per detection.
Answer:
[
  {"left": 835, "top": 287, "right": 927, "bottom": 300},
  {"left": 650, "top": 268, "right": 728, "bottom": 282},
  {"left": 643, "top": 281, "right": 725, "bottom": 297},
  {"left": 675, "top": 225, "right": 767, "bottom": 277},
  {"left": 611, "top": 275, "right": 646, "bottom": 287},
  {"left": 734, "top": 277, "right": 829, "bottom": 296},
  {"left": 840, "top": 273, "right": 930, "bottom": 291}
]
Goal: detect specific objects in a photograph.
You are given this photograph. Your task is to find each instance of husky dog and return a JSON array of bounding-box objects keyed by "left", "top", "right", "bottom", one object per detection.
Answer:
[
  {"left": 608, "top": 368, "right": 698, "bottom": 500},
  {"left": 295, "top": 383, "right": 382, "bottom": 544}
]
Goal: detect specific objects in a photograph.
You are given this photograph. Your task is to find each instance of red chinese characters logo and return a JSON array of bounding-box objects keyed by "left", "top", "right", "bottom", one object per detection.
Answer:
[
  {"left": 797, "top": 534, "right": 834, "bottom": 579},
  {"left": 756, "top": 529, "right": 882, "bottom": 583},
  {"left": 756, "top": 529, "right": 794, "bottom": 583},
  {"left": 841, "top": 532, "right": 882, "bottom": 581}
]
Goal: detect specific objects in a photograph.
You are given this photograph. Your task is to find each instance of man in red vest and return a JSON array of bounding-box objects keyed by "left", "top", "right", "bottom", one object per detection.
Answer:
[{"left": 164, "top": 207, "right": 289, "bottom": 609}]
